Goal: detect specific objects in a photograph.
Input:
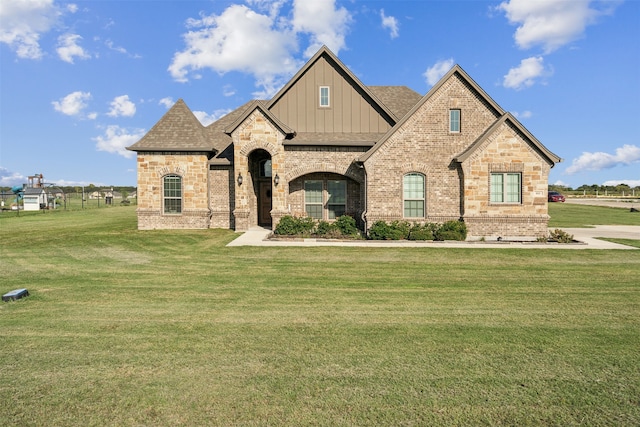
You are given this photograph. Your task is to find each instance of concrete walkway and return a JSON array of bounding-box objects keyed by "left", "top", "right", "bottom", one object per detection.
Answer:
[{"left": 227, "top": 225, "right": 640, "bottom": 249}]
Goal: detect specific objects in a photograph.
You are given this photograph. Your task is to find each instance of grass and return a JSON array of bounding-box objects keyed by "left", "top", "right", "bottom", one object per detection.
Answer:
[
  {"left": 548, "top": 202, "right": 640, "bottom": 228},
  {"left": 1, "top": 206, "right": 639, "bottom": 426}
]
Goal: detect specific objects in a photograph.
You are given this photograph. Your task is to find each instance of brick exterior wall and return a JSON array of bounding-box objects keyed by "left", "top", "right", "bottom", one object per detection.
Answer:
[
  {"left": 208, "top": 165, "right": 235, "bottom": 229},
  {"left": 134, "top": 71, "right": 555, "bottom": 238},
  {"left": 364, "top": 74, "right": 499, "bottom": 224},
  {"left": 135, "top": 152, "right": 210, "bottom": 230},
  {"left": 363, "top": 73, "right": 552, "bottom": 239}
]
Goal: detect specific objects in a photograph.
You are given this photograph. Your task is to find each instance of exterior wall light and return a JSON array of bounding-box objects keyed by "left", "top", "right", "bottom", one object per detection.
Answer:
[
  {"left": 237, "top": 172, "right": 243, "bottom": 186},
  {"left": 274, "top": 174, "right": 280, "bottom": 186}
]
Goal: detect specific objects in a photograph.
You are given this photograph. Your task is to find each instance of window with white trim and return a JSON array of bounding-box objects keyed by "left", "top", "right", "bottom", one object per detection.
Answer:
[
  {"left": 304, "top": 179, "right": 347, "bottom": 219},
  {"left": 319, "top": 86, "right": 330, "bottom": 107},
  {"left": 163, "top": 175, "right": 182, "bottom": 214},
  {"left": 403, "top": 173, "right": 425, "bottom": 218},
  {"left": 449, "top": 109, "right": 461, "bottom": 133},
  {"left": 490, "top": 173, "right": 521, "bottom": 203}
]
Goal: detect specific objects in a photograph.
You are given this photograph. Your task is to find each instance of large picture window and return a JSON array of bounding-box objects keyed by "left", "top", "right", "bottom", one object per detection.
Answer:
[
  {"left": 304, "top": 179, "right": 347, "bottom": 220},
  {"left": 163, "top": 175, "right": 182, "bottom": 214},
  {"left": 403, "top": 173, "right": 425, "bottom": 218},
  {"left": 490, "top": 173, "right": 521, "bottom": 203}
]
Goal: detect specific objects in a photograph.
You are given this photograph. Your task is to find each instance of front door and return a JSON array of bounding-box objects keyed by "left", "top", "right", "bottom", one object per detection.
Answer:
[{"left": 258, "top": 181, "right": 272, "bottom": 226}]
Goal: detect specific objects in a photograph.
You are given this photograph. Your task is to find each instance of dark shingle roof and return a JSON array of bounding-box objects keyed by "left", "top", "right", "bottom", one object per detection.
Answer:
[
  {"left": 284, "top": 132, "right": 382, "bottom": 147},
  {"left": 127, "top": 99, "right": 212, "bottom": 152},
  {"left": 367, "top": 86, "right": 422, "bottom": 120}
]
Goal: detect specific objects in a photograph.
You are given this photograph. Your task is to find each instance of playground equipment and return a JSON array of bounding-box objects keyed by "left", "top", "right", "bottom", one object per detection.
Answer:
[{"left": 2, "top": 173, "right": 65, "bottom": 211}]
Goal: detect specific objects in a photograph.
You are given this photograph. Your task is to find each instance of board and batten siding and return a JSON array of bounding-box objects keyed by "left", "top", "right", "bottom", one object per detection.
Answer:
[{"left": 270, "top": 56, "right": 392, "bottom": 133}]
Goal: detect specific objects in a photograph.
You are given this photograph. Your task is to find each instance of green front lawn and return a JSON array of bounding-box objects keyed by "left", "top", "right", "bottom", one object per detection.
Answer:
[
  {"left": 548, "top": 202, "right": 640, "bottom": 227},
  {"left": 1, "top": 207, "right": 639, "bottom": 426}
]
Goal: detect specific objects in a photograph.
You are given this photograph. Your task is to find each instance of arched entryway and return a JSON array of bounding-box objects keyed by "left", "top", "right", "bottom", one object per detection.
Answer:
[{"left": 248, "top": 149, "right": 273, "bottom": 227}]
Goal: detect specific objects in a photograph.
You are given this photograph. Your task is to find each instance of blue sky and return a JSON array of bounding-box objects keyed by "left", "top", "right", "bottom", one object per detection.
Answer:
[{"left": 1, "top": 0, "right": 638, "bottom": 189}]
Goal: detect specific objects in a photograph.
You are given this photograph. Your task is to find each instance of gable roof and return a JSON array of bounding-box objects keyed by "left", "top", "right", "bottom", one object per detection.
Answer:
[
  {"left": 127, "top": 99, "right": 213, "bottom": 152},
  {"left": 455, "top": 112, "right": 562, "bottom": 165},
  {"left": 367, "top": 86, "right": 422, "bottom": 120},
  {"left": 266, "top": 46, "right": 399, "bottom": 124},
  {"left": 223, "top": 100, "right": 295, "bottom": 136},
  {"left": 359, "top": 64, "right": 511, "bottom": 163}
]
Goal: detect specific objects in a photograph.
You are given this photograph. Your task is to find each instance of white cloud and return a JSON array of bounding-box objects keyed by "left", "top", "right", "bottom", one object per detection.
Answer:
[
  {"left": 105, "top": 39, "right": 141, "bottom": 58},
  {"left": 168, "top": 4, "right": 298, "bottom": 98},
  {"left": 503, "top": 56, "right": 547, "bottom": 90},
  {"left": 92, "top": 125, "right": 145, "bottom": 158},
  {"left": 56, "top": 33, "right": 90, "bottom": 63},
  {"left": 222, "top": 85, "right": 236, "bottom": 97},
  {"left": 424, "top": 58, "right": 454, "bottom": 86},
  {"left": 497, "top": 0, "right": 619, "bottom": 53},
  {"left": 66, "top": 4, "right": 78, "bottom": 14},
  {"left": 292, "top": 0, "right": 352, "bottom": 57},
  {"left": 168, "top": 0, "right": 352, "bottom": 98},
  {"left": 565, "top": 144, "right": 640, "bottom": 175},
  {"left": 52, "top": 91, "right": 92, "bottom": 116},
  {"left": 513, "top": 110, "right": 533, "bottom": 119},
  {"left": 0, "top": 167, "right": 25, "bottom": 187},
  {"left": 0, "top": 0, "right": 61, "bottom": 59},
  {"left": 380, "top": 9, "right": 399, "bottom": 39},
  {"left": 107, "top": 95, "right": 136, "bottom": 117},
  {"left": 159, "top": 97, "right": 174, "bottom": 109},
  {"left": 193, "top": 109, "right": 233, "bottom": 126}
]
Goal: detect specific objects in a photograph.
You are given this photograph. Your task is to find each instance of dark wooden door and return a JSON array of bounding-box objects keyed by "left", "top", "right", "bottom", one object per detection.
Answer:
[{"left": 258, "top": 181, "right": 272, "bottom": 226}]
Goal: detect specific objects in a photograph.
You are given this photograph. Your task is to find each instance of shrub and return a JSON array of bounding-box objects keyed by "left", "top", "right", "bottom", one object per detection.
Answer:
[
  {"left": 368, "top": 220, "right": 410, "bottom": 240},
  {"left": 389, "top": 221, "right": 411, "bottom": 240},
  {"left": 408, "top": 223, "right": 435, "bottom": 241},
  {"left": 434, "top": 220, "right": 467, "bottom": 241},
  {"left": 368, "top": 221, "right": 391, "bottom": 240},
  {"left": 315, "top": 220, "right": 332, "bottom": 236},
  {"left": 334, "top": 215, "right": 358, "bottom": 236},
  {"left": 274, "top": 215, "right": 315, "bottom": 236},
  {"left": 549, "top": 228, "right": 574, "bottom": 243}
]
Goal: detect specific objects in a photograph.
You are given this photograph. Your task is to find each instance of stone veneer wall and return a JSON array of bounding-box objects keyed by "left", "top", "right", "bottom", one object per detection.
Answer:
[
  {"left": 364, "top": 73, "right": 500, "bottom": 228},
  {"left": 230, "top": 109, "right": 368, "bottom": 231},
  {"left": 136, "top": 152, "right": 210, "bottom": 230},
  {"left": 460, "top": 121, "right": 551, "bottom": 240}
]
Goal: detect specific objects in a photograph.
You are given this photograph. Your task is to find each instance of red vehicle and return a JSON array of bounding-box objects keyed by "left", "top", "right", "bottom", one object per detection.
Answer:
[{"left": 548, "top": 191, "right": 565, "bottom": 202}]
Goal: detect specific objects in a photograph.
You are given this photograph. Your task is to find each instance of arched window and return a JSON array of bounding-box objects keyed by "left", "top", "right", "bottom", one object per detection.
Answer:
[
  {"left": 163, "top": 175, "right": 182, "bottom": 214},
  {"left": 403, "top": 173, "right": 425, "bottom": 218}
]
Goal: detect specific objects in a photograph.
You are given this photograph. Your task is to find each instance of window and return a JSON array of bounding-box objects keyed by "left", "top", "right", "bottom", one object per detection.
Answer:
[
  {"left": 163, "top": 175, "right": 182, "bottom": 214},
  {"left": 304, "top": 179, "right": 347, "bottom": 220},
  {"left": 490, "top": 173, "right": 521, "bottom": 203},
  {"left": 449, "top": 109, "right": 461, "bottom": 133},
  {"left": 327, "top": 180, "right": 346, "bottom": 219},
  {"left": 304, "top": 180, "right": 323, "bottom": 219},
  {"left": 259, "top": 159, "right": 272, "bottom": 177},
  {"left": 319, "top": 86, "right": 330, "bottom": 107},
  {"left": 403, "top": 173, "right": 425, "bottom": 218}
]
